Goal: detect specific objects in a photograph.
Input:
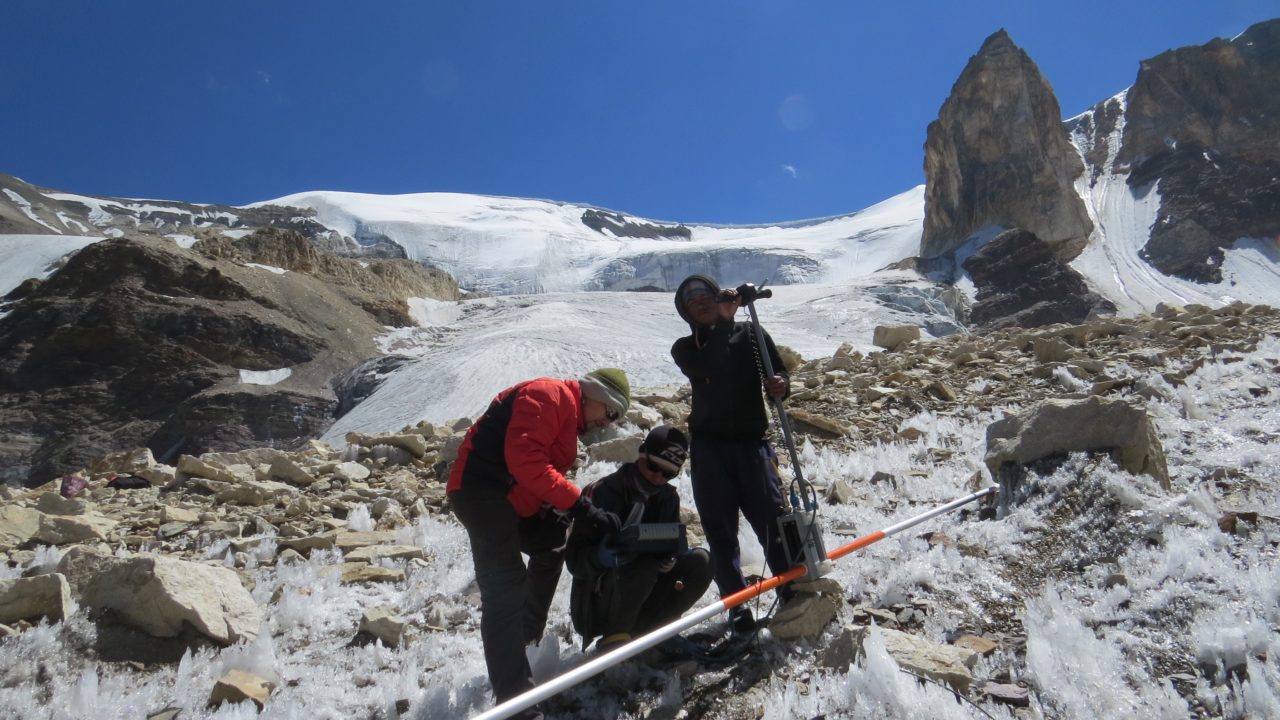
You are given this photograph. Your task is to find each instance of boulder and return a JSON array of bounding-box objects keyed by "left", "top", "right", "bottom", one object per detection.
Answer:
[
  {"left": 770, "top": 578, "right": 842, "bottom": 640},
  {"left": 344, "top": 545, "right": 425, "bottom": 563},
  {"left": 0, "top": 573, "right": 74, "bottom": 623},
  {"left": 268, "top": 457, "right": 317, "bottom": 486},
  {"left": 215, "top": 479, "right": 295, "bottom": 507},
  {"left": 358, "top": 606, "right": 407, "bottom": 647},
  {"left": 335, "top": 563, "right": 405, "bottom": 585},
  {"left": 56, "top": 545, "right": 118, "bottom": 595},
  {"left": 335, "top": 531, "right": 398, "bottom": 551},
  {"left": 624, "top": 403, "right": 664, "bottom": 430},
  {"left": 35, "top": 492, "right": 88, "bottom": 516},
  {"left": 90, "top": 447, "right": 157, "bottom": 475},
  {"left": 332, "top": 461, "right": 370, "bottom": 483},
  {"left": 0, "top": 505, "right": 40, "bottom": 549},
  {"left": 278, "top": 533, "right": 337, "bottom": 556},
  {"left": 208, "top": 669, "right": 275, "bottom": 710},
  {"left": 872, "top": 325, "right": 921, "bottom": 351},
  {"left": 984, "top": 396, "right": 1170, "bottom": 489},
  {"left": 586, "top": 435, "right": 643, "bottom": 464},
  {"left": 789, "top": 410, "right": 852, "bottom": 438},
  {"left": 35, "top": 511, "right": 117, "bottom": 545},
  {"left": 160, "top": 505, "right": 200, "bottom": 524},
  {"left": 80, "top": 555, "right": 261, "bottom": 644},
  {"left": 177, "top": 455, "right": 249, "bottom": 484},
  {"left": 345, "top": 432, "right": 428, "bottom": 458},
  {"left": 136, "top": 464, "right": 176, "bottom": 486}
]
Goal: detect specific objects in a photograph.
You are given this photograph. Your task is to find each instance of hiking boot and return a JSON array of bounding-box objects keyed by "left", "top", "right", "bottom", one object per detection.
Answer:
[{"left": 730, "top": 607, "right": 756, "bottom": 634}]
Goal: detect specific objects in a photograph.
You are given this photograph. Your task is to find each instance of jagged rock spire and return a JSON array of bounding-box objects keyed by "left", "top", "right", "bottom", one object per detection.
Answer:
[{"left": 920, "top": 29, "right": 1093, "bottom": 262}]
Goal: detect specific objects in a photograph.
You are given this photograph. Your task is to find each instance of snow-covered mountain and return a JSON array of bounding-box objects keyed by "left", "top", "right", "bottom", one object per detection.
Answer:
[
  {"left": 252, "top": 188, "right": 926, "bottom": 295},
  {"left": 4, "top": 168, "right": 1278, "bottom": 443}
]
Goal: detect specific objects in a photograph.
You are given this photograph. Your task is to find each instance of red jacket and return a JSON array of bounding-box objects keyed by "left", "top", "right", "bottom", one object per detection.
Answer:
[{"left": 446, "top": 378, "right": 584, "bottom": 517}]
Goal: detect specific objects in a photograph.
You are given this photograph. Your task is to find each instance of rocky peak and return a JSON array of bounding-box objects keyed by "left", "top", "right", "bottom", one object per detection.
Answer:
[
  {"left": 920, "top": 29, "right": 1093, "bottom": 264},
  {"left": 1119, "top": 19, "right": 1280, "bottom": 169},
  {"left": 1112, "top": 18, "right": 1280, "bottom": 282}
]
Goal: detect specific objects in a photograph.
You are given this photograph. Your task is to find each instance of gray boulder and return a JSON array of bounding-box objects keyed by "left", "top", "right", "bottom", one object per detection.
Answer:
[{"left": 985, "top": 396, "right": 1170, "bottom": 489}]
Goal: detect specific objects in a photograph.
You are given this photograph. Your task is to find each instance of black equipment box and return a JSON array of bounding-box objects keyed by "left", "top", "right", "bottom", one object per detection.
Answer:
[{"left": 613, "top": 523, "right": 687, "bottom": 556}]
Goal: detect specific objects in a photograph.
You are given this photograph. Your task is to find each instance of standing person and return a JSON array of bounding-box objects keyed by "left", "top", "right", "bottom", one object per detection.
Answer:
[
  {"left": 447, "top": 369, "right": 630, "bottom": 718},
  {"left": 670, "top": 275, "right": 796, "bottom": 633},
  {"left": 566, "top": 425, "right": 713, "bottom": 652}
]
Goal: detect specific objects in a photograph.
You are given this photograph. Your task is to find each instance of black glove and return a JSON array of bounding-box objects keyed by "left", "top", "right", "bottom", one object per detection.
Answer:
[{"left": 571, "top": 495, "right": 621, "bottom": 538}]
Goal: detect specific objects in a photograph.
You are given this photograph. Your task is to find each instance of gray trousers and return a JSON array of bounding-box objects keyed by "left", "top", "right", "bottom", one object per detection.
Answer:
[{"left": 450, "top": 478, "right": 566, "bottom": 703}]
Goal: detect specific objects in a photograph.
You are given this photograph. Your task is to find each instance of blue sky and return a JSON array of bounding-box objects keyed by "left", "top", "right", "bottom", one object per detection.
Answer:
[{"left": 2, "top": 2, "right": 1275, "bottom": 224}]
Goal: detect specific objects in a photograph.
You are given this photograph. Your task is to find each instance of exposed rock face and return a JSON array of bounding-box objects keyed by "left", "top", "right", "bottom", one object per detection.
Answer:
[
  {"left": 580, "top": 209, "right": 691, "bottom": 240},
  {"left": 0, "top": 172, "right": 406, "bottom": 260},
  {"left": 962, "top": 229, "right": 1116, "bottom": 329},
  {"left": 1116, "top": 19, "right": 1280, "bottom": 282},
  {"left": 0, "top": 230, "right": 458, "bottom": 485},
  {"left": 921, "top": 30, "right": 1092, "bottom": 263}
]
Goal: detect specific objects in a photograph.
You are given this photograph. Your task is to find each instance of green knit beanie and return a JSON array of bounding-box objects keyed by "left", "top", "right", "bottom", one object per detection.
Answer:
[{"left": 581, "top": 367, "right": 631, "bottom": 415}]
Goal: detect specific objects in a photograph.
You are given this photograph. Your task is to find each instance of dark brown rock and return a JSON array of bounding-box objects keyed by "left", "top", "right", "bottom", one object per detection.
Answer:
[
  {"left": 1117, "top": 19, "right": 1280, "bottom": 282},
  {"left": 963, "top": 228, "right": 1115, "bottom": 329}
]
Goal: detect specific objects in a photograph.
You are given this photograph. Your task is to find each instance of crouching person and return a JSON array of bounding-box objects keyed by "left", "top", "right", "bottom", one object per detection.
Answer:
[{"left": 566, "top": 425, "right": 713, "bottom": 652}]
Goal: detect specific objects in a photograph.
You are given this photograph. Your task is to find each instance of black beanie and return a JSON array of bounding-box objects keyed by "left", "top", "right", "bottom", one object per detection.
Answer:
[
  {"left": 639, "top": 425, "right": 689, "bottom": 474},
  {"left": 674, "top": 275, "right": 722, "bottom": 326}
]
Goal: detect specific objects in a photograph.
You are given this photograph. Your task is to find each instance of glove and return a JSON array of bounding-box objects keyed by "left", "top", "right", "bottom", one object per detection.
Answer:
[
  {"left": 571, "top": 495, "right": 621, "bottom": 538},
  {"left": 657, "top": 557, "right": 676, "bottom": 574}
]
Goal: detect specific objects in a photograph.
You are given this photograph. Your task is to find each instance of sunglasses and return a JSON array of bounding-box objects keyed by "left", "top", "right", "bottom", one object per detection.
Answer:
[
  {"left": 644, "top": 456, "right": 680, "bottom": 480},
  {"left": 683, "top": 287, "right": 715, "bottom": 303},
  {"left": 605, "top": 406, "right": 620, "bottom": 423}
]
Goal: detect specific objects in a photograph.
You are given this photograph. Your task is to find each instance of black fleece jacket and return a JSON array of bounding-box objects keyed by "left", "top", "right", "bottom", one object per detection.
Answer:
[{"left": 565, "top": 463, "right": 681, "bottom": 572}]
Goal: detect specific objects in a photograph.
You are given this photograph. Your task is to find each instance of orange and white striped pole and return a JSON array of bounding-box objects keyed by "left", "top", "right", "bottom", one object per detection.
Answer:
[{"left": 472, "top": 486, "right": 997, "bottom": 720}]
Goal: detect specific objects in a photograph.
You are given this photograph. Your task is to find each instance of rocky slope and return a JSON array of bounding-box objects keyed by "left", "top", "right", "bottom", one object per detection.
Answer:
[
  {"left": 0, "top": 229, "right": 458, "bottom": 486},
  {"left": 0, "top": 301, "right": 1275, "bottom": 717}
]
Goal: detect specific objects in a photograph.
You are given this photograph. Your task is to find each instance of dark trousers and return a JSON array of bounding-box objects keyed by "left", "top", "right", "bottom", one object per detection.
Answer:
[
  {"left": 689, "top": 436, "right": 794, "bottom": 598},
  {"left": 591, "top": 548, "right": 713, "bottom": 639},
  {"left": 450, "top": 478, "right": 567, "bottom": 703}
]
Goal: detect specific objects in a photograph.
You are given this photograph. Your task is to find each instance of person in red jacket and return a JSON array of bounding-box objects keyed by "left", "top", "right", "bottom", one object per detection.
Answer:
[{"left": 447, "top": 368, "right": 630, "bottom": 717}]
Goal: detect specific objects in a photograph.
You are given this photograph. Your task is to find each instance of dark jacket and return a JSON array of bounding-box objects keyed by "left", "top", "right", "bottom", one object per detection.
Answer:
[
  {"left": 565, "top": 463, "right": 680, "bottom": 573},
  {"left": 670, "top": 275, "right": 789, "bottom": 440}
]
